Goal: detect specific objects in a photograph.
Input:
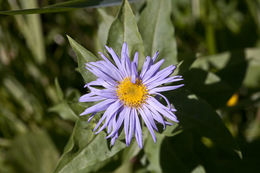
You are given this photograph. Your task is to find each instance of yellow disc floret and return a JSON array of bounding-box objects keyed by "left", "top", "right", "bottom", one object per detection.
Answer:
[{"left": 116, "top": 78, "right": 148, "bottom": 108}]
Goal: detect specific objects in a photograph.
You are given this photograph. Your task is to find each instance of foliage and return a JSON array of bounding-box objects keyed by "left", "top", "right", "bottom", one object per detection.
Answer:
[{"left": 0, "top": 0, "right": 260, "bottom": 173}]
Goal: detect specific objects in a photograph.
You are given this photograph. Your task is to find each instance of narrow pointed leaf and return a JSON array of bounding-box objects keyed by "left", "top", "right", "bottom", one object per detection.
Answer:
[
  {"left": 54, "top": 119, "right": 126, "bottom": 173},
  {"left": 138, "top": 0, "right": 177, "bottom": 66},
  {"left": 67, "top": 35, "right": 98, "bottom": 83},
  {"left": 0, "top": 0, "right": 125, "bottom": 15},
  {"left": 107, "top": 0, "right": 144, "bottom": 65},
  {"left": 95, "top": 9, "right": 114, "bottom": 52}
]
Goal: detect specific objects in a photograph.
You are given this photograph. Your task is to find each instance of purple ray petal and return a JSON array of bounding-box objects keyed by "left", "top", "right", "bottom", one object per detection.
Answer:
[
  {"left": 125, "top": 52, "right": 132, "bottom": 76},
  {"left": 111, "top": 133, "right": 118, "bottom": 146},
  {"left": 142, "top": 59, "right": 165, "bottom": 82},
  {"left": 140, "top": 56, "right": 152, "bottom": 79},
  {"left": 142, "top": 105, "right": 158, "bottom": 131},
  {"left": 133, "top": 52, "right": 139, "bottom": 67},
  {"left": 107, "top": 118, "right": 113, "bottom": 134},
  {"left": 165, "top": 121, "right": 173, "bottom": 126},
  {"left": 149, "top": 84, "right": 184, "bottom": 94},
  {"left": 143, "top": 65, "right": 176, "bottom": 85},
  {"left": 80, "top": 99, "right": 115, "bottom": 116},
  {"left": 88, "top": 88, "right": 117, "bottom": 99},
  {"left": 152, "top": 51, "right": 159, "bottom": 62},
  {"left": 131, "top": 62, "right": 138, "bottom": 83},
  {"left": 79, "top": 93, "right": 104, "bottom": 102},
  {"left": 110, "top": 114, "right": 117, "bottom": 135},
  {"left": 151, "top": 92, "right": 171, "bottom": 110},
  {"left": 128, "top": 108, "right": 136, "bottom": 145},
  {"left": 124, "top": 107, "right": 131, "bottom": 146},
  {"left": 86, "top": 65, "right": 117, "bottom": 85},
  {"left": 85, "top": 78, "right": 114, "bottom": 89},
  {"left": 98, "top": 52, "right": 125, "bottom": 79},
  {"left": 147, "top": 76, "right": 183, "bottom": 90},
  {"left": 88, "top": 112, "right": 96, "bottom": 123},
  {"left": 89, "top": 61, "right": 123, "bottom": 81},
  {"left": 147, "top": 97, "right": 179, "bottom": 123},
  {"left": 143, "top": 65, "right": 175, "bottom": 85},
  {"left": 106, "top": 107, "right": 127, "bottom": 139},
  {"left": 105, "top": 45, "right": 122, "bottom": 69},
  {"left": 94, "top": 100, "right": 122, "bottom": 133},
  {"left": 138, "top": 107, "right": 157, "bottom": 143},
  {"left": 134, "top": 112, "right": 143, "bottom": 148},
  {"left": 146, "top": 104, "right": 166, "bottom": 129}
]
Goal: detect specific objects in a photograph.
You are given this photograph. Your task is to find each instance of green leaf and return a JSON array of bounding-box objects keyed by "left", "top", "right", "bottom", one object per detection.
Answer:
[
  {"left": 67, "top": 35, "right": 98, "bottom": 83},
  {"left": 95, "top": 9, "right": 114, "bottom": 52},
  {"left": 191, "top": 165, "right": 206, "bottom": 173},
  {"left": 49, "top": 102, "right": 78, "bottom": 121},
  {"left": 107, "top": 0, "right": 144, "bottom": 65},
  {"left": 7, "top": 130, "right": 59, "bottom": 173},
  {"left": 0, "top": 0, "right": 124, "bottom": 15},
  {"left": 144, "top": 124, "right": 179, "bottom": 173},
  {"left": 121, "top": 128, "right": 149, "bottom": 165},
  {"left": 55, "top": 78, "right": 64, "bottom": 101},
  {"left": 50, "top": 79, "right": 81, "bottom": 121},
  {"left": 168, "top": 89, "right": 238, "bottom": 151},
  {"left": 122, "top": 141, "right": 140, "bottom": 162},
  {"left": 144, "top": 134, "right": 164, "bottom": 173},
  {"left": 243, "top": 48, "right": 260, "bottom": 88},
  {"left": 138, "top": 0, "right": 177, "bottom": 66},
  {"left": 54, "top": 119, "right": 126, "bottom": 173}
]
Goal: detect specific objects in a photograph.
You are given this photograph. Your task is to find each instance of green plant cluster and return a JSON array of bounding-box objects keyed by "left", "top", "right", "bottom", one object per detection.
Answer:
[{"left": 0, "top": 0, "right": 260, "bottom": 173}]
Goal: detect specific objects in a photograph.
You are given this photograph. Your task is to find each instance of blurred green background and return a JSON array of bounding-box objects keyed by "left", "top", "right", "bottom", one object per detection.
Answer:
[{"left": 0, "top": 0, "right": 260, "bottom": 172}]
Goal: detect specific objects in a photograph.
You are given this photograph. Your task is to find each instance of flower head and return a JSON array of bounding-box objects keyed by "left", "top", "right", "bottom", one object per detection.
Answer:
[{"left": 79, "top": 43, "right": 184, "bottom": 148}]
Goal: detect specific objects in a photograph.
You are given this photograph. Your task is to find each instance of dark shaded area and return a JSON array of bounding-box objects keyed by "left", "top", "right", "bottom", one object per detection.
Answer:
[
  {"left": 182, "top": 50, "right": 248, "bottom": 108},
  {"left": 160, "top": 131, "right": 260, "bottom": 173}
]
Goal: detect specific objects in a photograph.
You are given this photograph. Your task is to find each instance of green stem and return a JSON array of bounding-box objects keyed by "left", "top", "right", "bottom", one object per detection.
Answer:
[{"left": 206, "top": 23, "right": 216, "bottom": 55}]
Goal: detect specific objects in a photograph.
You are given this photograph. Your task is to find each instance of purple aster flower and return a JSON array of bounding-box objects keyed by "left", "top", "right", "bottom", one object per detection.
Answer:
[{"left": 79, "top": 43, "right": 184, "bottom": 148}]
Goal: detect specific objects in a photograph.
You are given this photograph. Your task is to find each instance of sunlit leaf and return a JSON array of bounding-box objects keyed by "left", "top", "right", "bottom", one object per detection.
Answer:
[
  {"left": 49, "top": 102, "right": 78, "bottom": 121},
  {"left": 54, "top": 119, "right": 126, "bottom": 173},
  {"left": 191, "top": 165, "right": 206, "bottom": 173},
  {"left": 107, "top": 0, "right": 144, "bottom": 65},
  {"left": 144, "top": 134, "right": 164, "bottom": 173},
  {"left": 243, "top": 48, "right": 260, "bottom": 88},
  {"left": 138, "top": 0, "right": 177, "bottom": 66},
  {"left": 95, "top": 9, "right": 114, "bottom": 52},
  {"left": 67, "top": 35, "right": 98, "bottom": 83},
  {"left": 144, "top": 124, "right": 179, "bottom": 173},
  {"left": 55, "top": 78, "right": 64, "bottom": 101}
]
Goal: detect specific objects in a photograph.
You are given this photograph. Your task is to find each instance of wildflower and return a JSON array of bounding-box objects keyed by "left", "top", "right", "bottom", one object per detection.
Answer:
[{"left": 79, "top": 43, "right": 184, "bottom": 148}]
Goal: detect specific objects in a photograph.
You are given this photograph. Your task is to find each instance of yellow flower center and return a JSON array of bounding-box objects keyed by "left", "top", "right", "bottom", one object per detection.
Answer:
[{"left": 116, "top": 78, "right": 148, "bottom": 108}]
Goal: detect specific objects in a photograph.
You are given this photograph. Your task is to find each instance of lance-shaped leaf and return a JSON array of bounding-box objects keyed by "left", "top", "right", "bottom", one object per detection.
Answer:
[
  {"left": 95, "top": 9, "right": 114, "bottom": 52},
  {"left": 0, "top": 0, "right": 126, "bottom": 15},
  {"left": 54, "top": 119, "right": 126, "bottom": 173},
  {"left": 67, "top": 35, "right": 98, "bottom": 83},
  {"left": 138, "top": 0, "right": 177, "bottom": 66},
  {"left": 107, "top": 0, "right": 144, "bottom": 65}
]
